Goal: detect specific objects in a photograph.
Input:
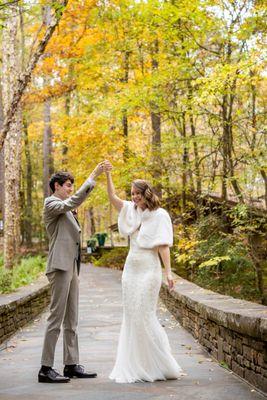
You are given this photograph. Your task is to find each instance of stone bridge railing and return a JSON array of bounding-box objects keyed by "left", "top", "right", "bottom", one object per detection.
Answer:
[
  {"left": 0, "top": 276, "right": 51, "bottom": 346},
  {"left": 160, "top": 274, "right": 267, "bottom": 393}
]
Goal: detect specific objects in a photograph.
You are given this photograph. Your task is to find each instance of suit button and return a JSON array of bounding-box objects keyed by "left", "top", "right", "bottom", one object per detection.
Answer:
[{"left": 76, "top": 242, "right": 79, "bottom": 245}]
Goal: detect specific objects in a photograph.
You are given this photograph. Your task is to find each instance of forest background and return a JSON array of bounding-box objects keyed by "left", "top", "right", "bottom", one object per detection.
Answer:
[{"left": 0, "top": 0, "right": 266, "bottom": 303}]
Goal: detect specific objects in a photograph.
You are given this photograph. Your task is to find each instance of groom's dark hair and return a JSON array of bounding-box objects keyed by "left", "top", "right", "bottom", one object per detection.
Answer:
[{"left": 49, "top": 171, "right": 74, "bottom": 193}]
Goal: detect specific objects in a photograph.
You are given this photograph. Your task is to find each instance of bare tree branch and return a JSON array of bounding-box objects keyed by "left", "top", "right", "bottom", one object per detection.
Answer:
[
  {"left": 0, "top": 0, "right": 19, "bottom": 9},
  {"left": 0, "top": 0, "right": 69, "bottom": 151}
]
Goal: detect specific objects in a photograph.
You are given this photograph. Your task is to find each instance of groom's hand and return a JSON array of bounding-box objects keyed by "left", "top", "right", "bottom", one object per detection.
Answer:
[{"left": 90, "top": 162, "right": 106, "bottom": 180}]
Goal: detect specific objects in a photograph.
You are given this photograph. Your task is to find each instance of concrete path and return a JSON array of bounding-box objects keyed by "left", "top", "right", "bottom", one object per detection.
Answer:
[{"left": 0, "top": 265, "right": 266, "bottom": 400}]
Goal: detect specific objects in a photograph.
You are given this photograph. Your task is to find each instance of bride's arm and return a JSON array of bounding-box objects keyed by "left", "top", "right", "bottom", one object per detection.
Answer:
[
  {"left": 158, "top": 245, "right": 174, "bottom": 290},
  {"left": 106, "top": 171, "right": 124, "bottom": 211}
]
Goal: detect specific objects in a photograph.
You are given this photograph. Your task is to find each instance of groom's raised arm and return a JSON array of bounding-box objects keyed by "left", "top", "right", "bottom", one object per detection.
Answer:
[
  {"left": 44, "top": 162, "right": 107, "bottom": 218},
  {"left": 44, "top": 177, "right": 96, "bottom": 218}
]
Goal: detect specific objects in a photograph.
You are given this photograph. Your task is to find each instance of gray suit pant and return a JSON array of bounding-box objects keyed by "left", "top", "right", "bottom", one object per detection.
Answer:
[{"left": 41, "top": 263, "right": 79, "bottom": 367}]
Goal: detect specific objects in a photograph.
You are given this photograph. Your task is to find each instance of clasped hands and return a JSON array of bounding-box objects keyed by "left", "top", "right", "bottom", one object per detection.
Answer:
[{"left": 93, "top": 160, "right": 112, "bottom": 178}]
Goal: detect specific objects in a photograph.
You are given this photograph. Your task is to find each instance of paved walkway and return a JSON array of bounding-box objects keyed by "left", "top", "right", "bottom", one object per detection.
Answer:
[{"left": 0, "top": 265, "right": 266, "bottom": 400}]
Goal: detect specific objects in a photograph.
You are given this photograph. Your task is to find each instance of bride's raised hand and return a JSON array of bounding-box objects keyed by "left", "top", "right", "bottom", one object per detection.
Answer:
[
  {"left": 103, "top": 160, "right": 112, "bottom": 173},
  {"left": 105, "top": 162, "right": 123, "bottom": 211}
]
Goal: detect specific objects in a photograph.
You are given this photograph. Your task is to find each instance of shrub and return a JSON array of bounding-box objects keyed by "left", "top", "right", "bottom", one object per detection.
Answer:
[
  {"left": 94, "top": 247, "right": 128, "bottom": 270},
  {"left": 173, "top": 215, "right": 262, "bottom": 302}
]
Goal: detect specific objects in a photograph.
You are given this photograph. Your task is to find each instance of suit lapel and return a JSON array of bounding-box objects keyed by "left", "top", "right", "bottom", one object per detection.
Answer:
[{"left": 68, "top": 211, "right": 81, "bottom": 233}]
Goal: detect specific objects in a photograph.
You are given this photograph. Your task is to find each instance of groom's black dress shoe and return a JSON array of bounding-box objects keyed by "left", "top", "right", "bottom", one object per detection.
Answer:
[
  {"left": 38, "top": 367, "right": 70, "bottom": 383},
  {"left": 63, "top": 364, "right": 97, "bottom": 379}
]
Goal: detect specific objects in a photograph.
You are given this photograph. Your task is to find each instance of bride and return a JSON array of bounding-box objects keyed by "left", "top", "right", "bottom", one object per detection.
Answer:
[{"left": 105, "top": 167, "right": 183, "bottom": 383}]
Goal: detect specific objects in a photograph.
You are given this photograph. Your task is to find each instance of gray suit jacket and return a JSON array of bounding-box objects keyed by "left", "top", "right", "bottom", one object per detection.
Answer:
[{"left": 44, "top": 178, "right": 95, "bottom": 274}]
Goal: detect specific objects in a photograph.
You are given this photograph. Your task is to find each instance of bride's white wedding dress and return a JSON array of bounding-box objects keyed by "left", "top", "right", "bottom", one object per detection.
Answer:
[{"left": 109, "top": 201, "right": 183, "bottom": 383}]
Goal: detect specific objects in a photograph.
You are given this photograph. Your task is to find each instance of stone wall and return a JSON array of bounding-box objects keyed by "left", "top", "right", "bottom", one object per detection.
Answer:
[
  {"left": 160, "top": 275, "right": 267, "bottom": 393},
  {"left": 0, "top": 277, "right": 51, "bottom": 345}
]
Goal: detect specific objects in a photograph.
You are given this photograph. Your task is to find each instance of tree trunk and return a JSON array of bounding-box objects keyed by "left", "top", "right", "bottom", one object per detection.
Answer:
[
  {"left": 121, "top": 50, "right": 131, "bottom": 197},
  {"left": 250, "top": 69, "right": 257, "bottom": 152},
  {"left": 23, "top": 119, "right": 33, "bottom": 246},
  {"left": 150, "top": 39, "right": 162, "bottom": 198},
  {"left": 0, "top": 80, "right": 4, "bottom": 223},
  {"left": 0, "top": 149, "right": 4, "bottom": 222},
  {"left": 42, "top": 6, "right": 54, "bottom": 199},
  {"left": 186, "top": 80, "right": 201, "bottom": 216},
  {"left": 220, "top": 38, "right": 243, "bottom": 203},
  {"left": 62, "top": 82, "right": 71, "bottom": 161},
  {"left": 221, "top": 92, "right": 243, "bottom": 202},
  {"left": 221, "top": 95, "right": 229, "bottom": 202},
  {"left": 43, "top": 98, "right": 54, "bottom": 198},
  {"left": 260, "top": 170, "right": 267, "bottom": 209},
  {"left": 2, "top": 2, "right": 22, "bottom": 269},
  {"left": 249, "top": 70, "right": 266, "bottom": 208},
  {"left": 151, "top": 110, "right": 161, "bottom": 195},
  {"left": 19, "top": 1, "right": 29, "bottom": 246},
  {"left": 187, "top": 81, "right": 201, "bottom": 195},
  {"left": 122, "top": 51, "right": 130, "bottom": 163},
  {"left": 227, "top": 101, "right": 243, "bottom": 202},
  {"left": 89, "top": 207, "right": 96, "bottom": 236},
  {"left": 181, "top": 112, "right": 188, "bottom": 212},
  {"left": 122, "top": 112, "right": 129, "bottom": 161}
]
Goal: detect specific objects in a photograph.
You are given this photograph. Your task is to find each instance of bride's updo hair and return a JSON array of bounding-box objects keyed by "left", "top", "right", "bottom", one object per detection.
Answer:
[{"left": 132, "top": 179, "right": 160, "bottom": 211}]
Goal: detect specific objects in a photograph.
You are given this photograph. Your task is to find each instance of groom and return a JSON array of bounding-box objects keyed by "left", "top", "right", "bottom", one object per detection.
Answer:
[{"left": 38, "top": 161, "right": 111, "bottom": 383}]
